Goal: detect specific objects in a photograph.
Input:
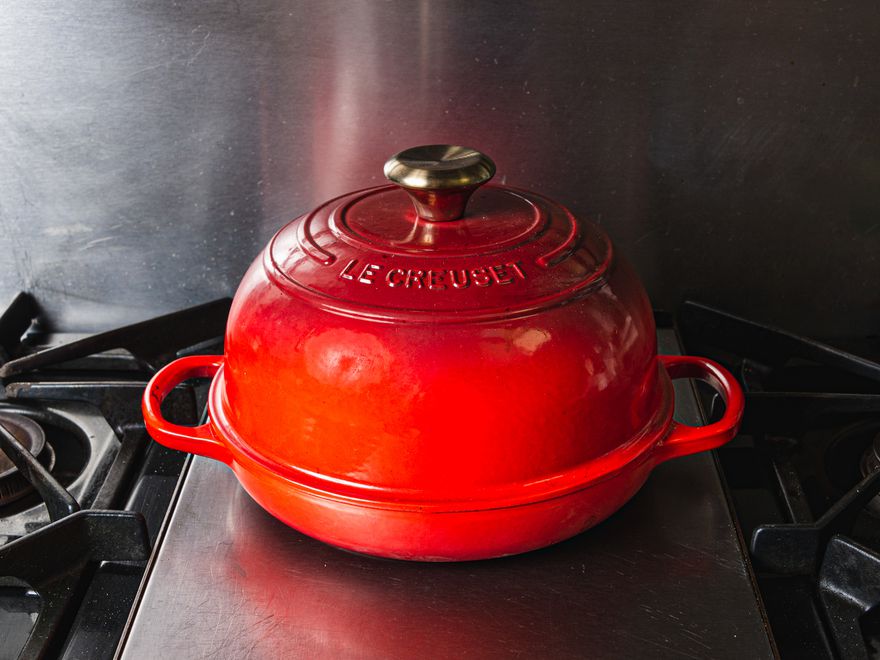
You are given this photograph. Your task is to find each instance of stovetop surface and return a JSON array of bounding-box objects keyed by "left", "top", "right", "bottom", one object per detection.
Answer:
[
  {"left": 678, "top": 301, "right": 880, "bottom": 659},
  {"left": 119, "top": 328, "right": 774, "bottom": 660},
  {"left": 0, "top": 294, "right": 227, "bottom": 659},
  {"left": 8, "top": 296, "right": 880, "bottom": 658}
]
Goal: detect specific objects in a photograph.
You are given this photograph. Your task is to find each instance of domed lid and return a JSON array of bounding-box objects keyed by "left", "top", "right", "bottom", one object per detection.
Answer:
[{"left": 267, "top": 145, "right": 613, "bottom": 323}]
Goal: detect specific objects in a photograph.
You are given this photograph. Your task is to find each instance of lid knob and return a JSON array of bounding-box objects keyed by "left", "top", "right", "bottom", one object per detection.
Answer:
[{"left": 383, "top": 145, "right": 496, "bottom": 222}]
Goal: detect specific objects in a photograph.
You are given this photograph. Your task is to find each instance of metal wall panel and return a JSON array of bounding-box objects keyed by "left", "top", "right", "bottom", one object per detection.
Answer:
[{"left": 0, "top": 1, "right": 877, "bottom": 335}]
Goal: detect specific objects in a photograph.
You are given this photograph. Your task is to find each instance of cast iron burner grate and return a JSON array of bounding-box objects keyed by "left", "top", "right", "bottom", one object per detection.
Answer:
[
  {"left": 0, "top": 293, "right": 229, "bottom": 660},
  {"left": 679, "top": 300, "right": 880, "bottom": 660}
]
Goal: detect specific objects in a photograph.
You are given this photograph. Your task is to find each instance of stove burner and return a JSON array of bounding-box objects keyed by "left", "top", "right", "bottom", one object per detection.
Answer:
[
  {"left": 0, "top": 413, "right": 54, "bottom": 506},
  {"left": 0, "top": 294, "right": 225, "bottom": 660},
  {"left": 861, "top": 432, "right": 880, "bottom": 476},
  {"left": 861, "top": 431, "right": 880, "bottom": 517},
  {"left": 821, "top": 420, "right": 880, "bottom": 493}
]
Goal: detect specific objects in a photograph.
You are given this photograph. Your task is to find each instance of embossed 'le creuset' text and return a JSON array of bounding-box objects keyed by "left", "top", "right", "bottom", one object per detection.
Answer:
[{"left": 339, "top": 259, "right": 526, "bottom": 290}]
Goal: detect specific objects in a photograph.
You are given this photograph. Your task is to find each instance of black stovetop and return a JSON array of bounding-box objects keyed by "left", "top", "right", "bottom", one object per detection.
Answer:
[
  {"left": 679, "top": 301, "right": 880, "bottom": 660},
  {"left": 1, "top": 294, "right": 880, "bottom": 658},
  {"left": 0, "top": 293, "right": 228, "bottom": 659}
]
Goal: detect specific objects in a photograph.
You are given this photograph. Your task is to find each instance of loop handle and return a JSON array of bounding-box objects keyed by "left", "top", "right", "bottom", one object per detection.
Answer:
[
  {"left": 654, "top": 355, "right": 744, "bottom": 464},
  {"left": 142, "top": 355, "right": 230, "bottom": 464}
]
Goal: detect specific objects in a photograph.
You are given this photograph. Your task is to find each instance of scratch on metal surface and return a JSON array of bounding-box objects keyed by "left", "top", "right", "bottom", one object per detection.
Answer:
[
  {"left": 123, "top": 27, "right": 212, "bottom": 80},
  {"left": 681, "top": 628, "right": 713, "bottom": 651},
  {"left": 80, "top": 236, "right": 115, "bottom": 250},
  {"left": 123, "top": 60, "right": 174, "bottom": 80},
  {"left": 617, "top": 630, "right": 704, "bottom": 660},
  {"left": 188, "top": 27, "right": 211, "bottom": 66},
  {"left": 43, "top": 223, "right": 92, "bottom": 237},
  {"left": 28, "top": 283, "right": 113, "bottom": 306},
  {"left": 0, "top": 181, "right": 36, "bottom": 288},
  {"left": 604, "top": 551, "right": 638, "bottom": 566},
  {"left": 674, "top": 542, "right": 746, "bottom": 573},
  {"left": 634, "top": 226, "right": 662, "bottom": 245}
]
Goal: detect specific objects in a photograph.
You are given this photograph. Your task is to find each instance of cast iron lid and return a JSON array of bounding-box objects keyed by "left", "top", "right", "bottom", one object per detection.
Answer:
[{"left": 267, "top": 145, "right": 612, "bottom": 322}]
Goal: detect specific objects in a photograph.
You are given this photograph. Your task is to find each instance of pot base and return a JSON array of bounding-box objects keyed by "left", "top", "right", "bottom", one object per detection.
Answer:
[{"left": 231, "top": 446, "right": 655, "bottom": 561}]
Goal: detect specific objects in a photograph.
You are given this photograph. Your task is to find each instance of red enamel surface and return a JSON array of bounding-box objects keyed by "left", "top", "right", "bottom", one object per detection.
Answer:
[
  {"left": 269, "top": 185, "right": 612, "bottom": 321},
  {"left": 142, "top": 177, "right": 745, "bottom": 561}
]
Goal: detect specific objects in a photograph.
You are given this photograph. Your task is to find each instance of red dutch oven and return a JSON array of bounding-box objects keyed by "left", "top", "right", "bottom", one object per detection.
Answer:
[{"left": 143, "top": 145, "right": 744, "bottom": 561}]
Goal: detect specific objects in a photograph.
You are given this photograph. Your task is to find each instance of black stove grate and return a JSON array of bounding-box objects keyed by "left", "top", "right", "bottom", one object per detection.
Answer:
[
  {"left": 0, "top": 293, "right": 228, "bottom": 660},
  {"left": 679, "top": 300, "right": 880, "bottom": 660},
  {"left": 0, "top": 294, "right": 230, "bottom": 378}
]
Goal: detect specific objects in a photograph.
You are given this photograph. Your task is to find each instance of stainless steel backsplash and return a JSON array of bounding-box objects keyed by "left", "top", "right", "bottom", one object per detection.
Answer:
[{"left": 0, "top": 1, "right": 877, "bottom": 335}]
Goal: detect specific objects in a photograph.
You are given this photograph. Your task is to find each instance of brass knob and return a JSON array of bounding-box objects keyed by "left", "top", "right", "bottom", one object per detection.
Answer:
[{"left": 383, "top": 145, "right": 496, "bottom": 222}]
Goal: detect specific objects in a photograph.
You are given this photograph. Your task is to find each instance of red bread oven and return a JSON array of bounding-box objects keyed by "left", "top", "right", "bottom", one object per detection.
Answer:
[{"left": 143, "top": 145, "right": 744, "bottom": 561}]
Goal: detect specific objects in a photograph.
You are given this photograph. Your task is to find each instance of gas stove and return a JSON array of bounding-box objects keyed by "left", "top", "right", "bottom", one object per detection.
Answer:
[
  {"left": 679, "top": 302, "right": 880, "bottom": 659},
  {"left": 0, "top": 293, "right": 229, "bottom": 659},
  {"left": 5, "top": 294, "right": 880, "bottom": 659}
]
